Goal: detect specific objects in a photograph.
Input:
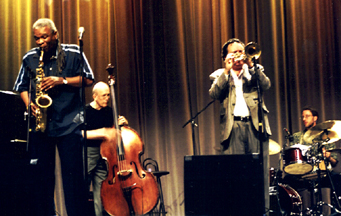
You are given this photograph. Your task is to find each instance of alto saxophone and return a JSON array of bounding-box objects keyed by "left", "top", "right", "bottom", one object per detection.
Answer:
[{"left": 35, "top": 49, "right": 52, "bottom": 132}]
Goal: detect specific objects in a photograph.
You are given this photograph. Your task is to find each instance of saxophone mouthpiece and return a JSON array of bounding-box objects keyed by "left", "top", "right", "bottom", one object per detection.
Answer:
[{"left": 39, "top": 48, "right": 44, "bottom": 62}]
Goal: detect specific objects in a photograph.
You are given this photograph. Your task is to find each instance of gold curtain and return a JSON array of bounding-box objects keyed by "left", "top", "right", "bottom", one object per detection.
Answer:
[{"left": 1, "top": 0, "right": 341, "bottom": 215}]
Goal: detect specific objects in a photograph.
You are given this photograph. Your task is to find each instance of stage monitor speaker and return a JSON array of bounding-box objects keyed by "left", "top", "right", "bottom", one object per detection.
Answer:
[
  {"left": 184, "top": 154, "right": 264, "bottom": 216},
  {"left": 0, "top": 90, "right": 27, "bottom": 160}
]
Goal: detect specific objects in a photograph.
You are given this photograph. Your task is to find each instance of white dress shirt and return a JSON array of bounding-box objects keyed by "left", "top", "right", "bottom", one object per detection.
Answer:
[{"left": 230, "top": 65, "right": 251, "bottom": 117}]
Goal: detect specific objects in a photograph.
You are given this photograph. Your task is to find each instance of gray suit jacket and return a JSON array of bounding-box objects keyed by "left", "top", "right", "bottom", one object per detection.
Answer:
[{"left": 209, "top": 65, "right": 272, "bottom": 144}]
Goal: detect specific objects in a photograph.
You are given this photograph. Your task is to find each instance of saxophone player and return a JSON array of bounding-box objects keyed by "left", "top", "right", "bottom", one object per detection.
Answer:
[{"left": 13, "top": 18, "right": 94, "bottom": 216}]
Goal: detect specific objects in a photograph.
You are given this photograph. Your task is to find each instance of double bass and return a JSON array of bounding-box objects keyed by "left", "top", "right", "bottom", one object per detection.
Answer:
[{"left": 100, "top": 64, "right": 159, "bottom": 215}]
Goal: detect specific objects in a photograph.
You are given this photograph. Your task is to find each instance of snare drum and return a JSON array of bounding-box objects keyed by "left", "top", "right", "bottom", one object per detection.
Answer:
[
  {"left": 284, "top": 147, "right": 313, "bottom": 175},
  {"left": 301, "top": 160, "right": 328, "bottom": 180}
]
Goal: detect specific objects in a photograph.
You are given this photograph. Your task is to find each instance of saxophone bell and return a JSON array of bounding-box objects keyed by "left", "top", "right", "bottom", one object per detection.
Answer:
[{"left": 36, "top": 94, "right": 52, "bottom": 108}]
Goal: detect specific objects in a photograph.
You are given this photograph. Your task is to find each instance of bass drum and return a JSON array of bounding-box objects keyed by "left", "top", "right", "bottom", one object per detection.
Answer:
[{"left": 269, "top": 183, "right": 302, "bottom": 216}]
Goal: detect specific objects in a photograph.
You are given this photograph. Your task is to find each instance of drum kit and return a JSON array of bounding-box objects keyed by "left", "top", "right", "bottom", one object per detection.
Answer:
[{"left": 269, "top": 120, "right": 341, "bottom": 216}]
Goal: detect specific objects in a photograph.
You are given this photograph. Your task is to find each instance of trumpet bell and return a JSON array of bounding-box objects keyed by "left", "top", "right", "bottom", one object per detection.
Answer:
[{"left": 245, "top": 42, "right": 261, "bottom": 60}]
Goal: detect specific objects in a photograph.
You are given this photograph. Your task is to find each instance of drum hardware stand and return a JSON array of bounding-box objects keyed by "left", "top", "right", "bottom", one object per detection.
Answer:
[
  {"left": 305, "top": 139, "right": 341, "bottom": 215},
  {"left": 269, "top": 139, "right": 286, "bottom": 216},
  {"left": 269, "top": 168, "right": 285, "bottom": 216},
  {"left": 273, "top": 130, "right": 304, "bottom": 216},
  {"left": 319, "top": 137, "right": 341, "bottom": 213},
  {"left": 322, "top": 152, "right": 341, "bottom": 214}
]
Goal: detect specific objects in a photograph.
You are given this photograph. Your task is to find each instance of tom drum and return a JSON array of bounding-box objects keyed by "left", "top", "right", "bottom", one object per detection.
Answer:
[{"left": 284, "top": 147, "right": 313, "bottom": 175}]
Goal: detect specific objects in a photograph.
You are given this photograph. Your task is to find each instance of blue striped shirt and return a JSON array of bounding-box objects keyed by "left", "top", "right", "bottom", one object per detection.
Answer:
[{"left": 13, "top": 44, "right": 95, "bottom": 137}]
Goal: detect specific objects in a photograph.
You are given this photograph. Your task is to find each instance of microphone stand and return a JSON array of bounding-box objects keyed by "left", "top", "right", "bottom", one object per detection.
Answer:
[
  {"left": 253, "top": 57, "right": 267, "bottom": 215},
  {"left": 79, "top": 32, "right": 88, "bottom": 182},
  {"left": 183, "top": 100, "right": 215, "bottom": 155},
  {"left": 24, "top": 66, "right": 35, "bottom": 152},
  {"left": 25, "top": 66, "right": 35, "bottom": 152}
]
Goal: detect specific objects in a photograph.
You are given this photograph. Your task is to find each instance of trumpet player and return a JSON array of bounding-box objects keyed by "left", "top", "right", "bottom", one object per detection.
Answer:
[
  {"left": 13, "top": 18, "right": 94, "bottom": 216},
  {"left": 209, "top": 38, "right": 272, "bottom": 214}
]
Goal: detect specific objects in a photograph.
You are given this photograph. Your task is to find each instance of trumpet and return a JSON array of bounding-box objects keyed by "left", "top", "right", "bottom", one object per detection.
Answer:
[{"left": 234, "top": 42, "right": 262, "bottom": 61}]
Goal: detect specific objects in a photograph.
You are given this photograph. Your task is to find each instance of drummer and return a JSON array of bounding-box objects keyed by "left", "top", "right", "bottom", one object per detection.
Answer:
[{"left": 284, "top": 107, "right": 337, "bottom": 215}]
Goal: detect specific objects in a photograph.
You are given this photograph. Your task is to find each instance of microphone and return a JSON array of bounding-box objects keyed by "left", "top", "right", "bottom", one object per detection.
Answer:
[
  {"left": 78, "top": 27, "right": 85, "bottom": 40},
  {"left": 283, "top": 128, "right": 294, "bottom": 142}
]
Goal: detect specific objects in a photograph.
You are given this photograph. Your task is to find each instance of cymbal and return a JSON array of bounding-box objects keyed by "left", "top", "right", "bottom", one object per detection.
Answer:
[
  {"left": 269, "top": 139, "right": 281, "bottom": 155},
  {"left": 303, "top": 120, "right": 341, "bottom": 144}
]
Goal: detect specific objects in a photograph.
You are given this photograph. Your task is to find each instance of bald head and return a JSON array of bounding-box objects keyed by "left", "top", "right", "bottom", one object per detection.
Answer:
[
  {"left": 92, "top": 81, "right": 110, "bottom": 110},
  {"left": 92, "top": 81, "right": 109, "bottom": 95}
]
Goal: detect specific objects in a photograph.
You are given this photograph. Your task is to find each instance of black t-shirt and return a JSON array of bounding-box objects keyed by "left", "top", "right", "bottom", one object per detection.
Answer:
[{"left": 85, "top": 104, "right": 113, "bottom": 147}]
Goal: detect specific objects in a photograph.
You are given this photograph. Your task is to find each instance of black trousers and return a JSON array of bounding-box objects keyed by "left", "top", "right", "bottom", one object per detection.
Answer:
[{"left": 28, "top": 128, "right": 88, "bottom": 216}]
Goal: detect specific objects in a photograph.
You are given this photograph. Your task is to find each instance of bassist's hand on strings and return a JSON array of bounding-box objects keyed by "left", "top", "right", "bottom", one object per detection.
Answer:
[{"left": 118, "top": 115, "right": 128, "bottom": 126}]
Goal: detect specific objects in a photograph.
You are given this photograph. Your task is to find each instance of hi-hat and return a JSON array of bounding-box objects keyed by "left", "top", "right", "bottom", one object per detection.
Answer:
[
  {"left": 303, "top": 120, "right": 341, "bottom": 144},
  {"left": 269, "top": 139, "right": 281, "bottom": 155}
]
